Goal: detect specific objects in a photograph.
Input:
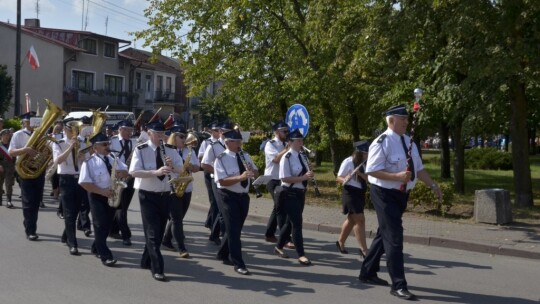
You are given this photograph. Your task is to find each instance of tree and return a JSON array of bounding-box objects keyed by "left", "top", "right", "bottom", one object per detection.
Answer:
[{"left": 0, "top": 65, "right": 13, "bottom": 116}]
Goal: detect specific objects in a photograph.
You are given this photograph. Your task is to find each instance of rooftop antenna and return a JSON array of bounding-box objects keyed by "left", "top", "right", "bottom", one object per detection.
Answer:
[
  {"left": 84, "top": 0, "right": 89, "bottom": 31},
  {"left": 35, "top": 0, "right": 40, "bottom": 19},
  {"left": 105, "top": 16, "right": 108, "bottom": 35},
  {"left": 81, "top": 0, "right": 85, "bottom": 30}
]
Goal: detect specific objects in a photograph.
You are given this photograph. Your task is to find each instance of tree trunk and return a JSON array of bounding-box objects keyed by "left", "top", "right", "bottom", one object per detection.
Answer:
[
  {"left": 440, "top": 121, "right": 451, "bottom": 179},
  {"left": 453, "top": 122, "right": 465, "bottom": 194},
  {"left": 509, "top": 79, "right": 533, "bottom": 208},
  {"left": 347, "top": 97, "right": 360, "bottom": 141}
]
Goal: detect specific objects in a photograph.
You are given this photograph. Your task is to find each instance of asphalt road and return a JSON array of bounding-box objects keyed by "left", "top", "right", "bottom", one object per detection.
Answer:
[{"left": 0, "top": 194, "right": 538, "bottom": 304}]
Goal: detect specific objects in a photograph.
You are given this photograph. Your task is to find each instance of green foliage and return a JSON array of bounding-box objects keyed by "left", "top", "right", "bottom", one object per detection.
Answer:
[
  {"left": 464, "top": 148, "right": 513, "bottom": 170},
  {"left": 409, "top": 182, "right": 454, "bottom": 216},
  {"left": 0, "top": 65, "right": 13, "bottom": 116},
  {"left": 4, "top": 118, "right": 21, "bottom": 131}
]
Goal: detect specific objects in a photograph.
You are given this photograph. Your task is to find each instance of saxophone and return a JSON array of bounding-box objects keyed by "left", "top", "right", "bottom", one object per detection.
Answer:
[
  {"left": 109, "top": 155, "right": 127, "bottom": 208},
  {"left": 169, "top": 132, "right": 198, "bottom": 198},
  {"left": 16, "top": 99, "right": 65, "bottom": 179}
]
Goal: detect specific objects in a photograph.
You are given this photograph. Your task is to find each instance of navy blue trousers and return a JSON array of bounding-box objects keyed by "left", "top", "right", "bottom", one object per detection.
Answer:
[
  {"left": 59, "top": 175, "right": 86, "bottom": 248},
  {"left": 139, "top": 190, "right": 172, "bottom": 275},
  {"left": 89, "top": 193, "right": 115, "bottom": 261},
  {"left": 19, "top": 173, "right": 45, "bottom": 236},
  {"left": 163, "top": 192, "right": 192, "bottom": 251},
  {"left": 360, "top": 184, "right": 409, "bottom": 290},
  {"left": 277, "top": 188, "right": 305, "bottom": 257},
  {"left": 216, "top": 189, "right": 249, "bottom": 269},
  {"left": 110, "top": 178, "right": 135, "bottom": 239}
]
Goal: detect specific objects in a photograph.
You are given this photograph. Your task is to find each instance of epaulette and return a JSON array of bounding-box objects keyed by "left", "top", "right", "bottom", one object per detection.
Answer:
[
  {"left": 217, "top": 152, "right": 226, "bottom": 159},
  {"left": 269, "top": 139, "right": 276, "bottom": 143},
  {"left": 210, "top": 141, "right": 220, "bottom": 145},
  {"left": 137, "top": 143, "right": 149, "bottom": 150},
  {"left": 56, "top": 139, "right": 65, "bottom": 144},
  {"left": 285, "top": 152, "right": 292, "bottom": 159},
  {"left": 164, "top": 143, "right": 176, "bottom": 149},
  {"left": 110, "top": 135, "right": 119, "bottom": 139},
  {"left": 377, "top": 134, "right": 387, "bottom": 143}
]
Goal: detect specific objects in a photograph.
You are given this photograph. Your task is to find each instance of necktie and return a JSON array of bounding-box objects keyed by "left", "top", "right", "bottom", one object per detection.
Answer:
[
  {"left": 156, "top": 147, "right": 165, "bottom": 181},
  {"left": 125, "top": 140, "right": 132, "bottom": 158},
  {"left": 103, "top": 156, "right": 112, "bottom": 175},
  {"left": 400, "top": 135, "right": 415, "bottom": 181},
  {"left": 236, "top": 153, "right": 248, "bottom": 188},
  {"left": 298, "top": 154, "right": 308, "bottom": 188}
]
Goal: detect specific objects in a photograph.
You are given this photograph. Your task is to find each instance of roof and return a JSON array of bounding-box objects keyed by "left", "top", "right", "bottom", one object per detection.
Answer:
[
  {"left": 0, "top": 21, "right": 86, "bottom": 51},
  {"left": 120, "top": 48, "right": 182, "bottom": 74}
]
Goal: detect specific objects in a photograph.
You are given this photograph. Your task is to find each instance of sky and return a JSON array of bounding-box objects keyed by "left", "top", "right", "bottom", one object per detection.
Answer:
[{"left": 0, "top": 0, "right": 154, "bottom": 51}]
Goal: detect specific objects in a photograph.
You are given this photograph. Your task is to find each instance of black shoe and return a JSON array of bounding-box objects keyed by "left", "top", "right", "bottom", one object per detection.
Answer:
[
  {"left": 336, "top": 241, "right": 348, "bottom": 254},
  {"left": 209, "top": 236, "right": 221, "bottom": 246},
  {"left": 6, "top": 201, "right": 14, "bottom": 209},
  {"left": 61, "top": 238, "right": 67, "bottom": 244},
  {"left": 358, "top": 275, "right": 389, "bottom": 286},
  {"left": 122, "top": 239, "right": 132, "bottom": 246},
  {"left": 84, "top": 229, "right": 92, "bottom": 237},
  {"left": 162, "top": 242, "right": 175, "bottom": 251},
  {"left": 359, "top": 250, "right": 367, "bottom": 259},
  {"left": 57, "top": 211, "right": 64, "bottom": 219},
  {"left": 235, "top": 267, "right": 250, "bottom": 275},
  {"left": 27, "top": 234, "right": 39, "bottom": 241},
  {"left": 109, "top": 233, "right": 122, "bottom": 240},
  {"left": 69, "top": 247, "right": 80, "bottom": 256},
  {"left": 390, "top": 289, "right": 417, "bottom": 300},
  {"left": 179, "top": 250, "right": 190, "bottom": 258},
  {"left": 274, "top": 247, "right": 289, "bottom": 259},
  {"left": 153, "top": 273, "right": 168, "bottom": 281},
  {"left": 265, "top": 236, "right": 277, "bottom": 243},
  {"left": 39, "top": 202, "right": 46, "bottom": 208},
  {"left": 217, "top": 255, "right": 233, "bottom": 265},
  {"left": 102, "top": 259, "right": 117, "bottom": 267}
]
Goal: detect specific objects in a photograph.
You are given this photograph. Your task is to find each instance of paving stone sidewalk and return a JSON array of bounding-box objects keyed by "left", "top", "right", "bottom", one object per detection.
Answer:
[{"left": 190, "top": 173, "right": 540, "bottom": 260}]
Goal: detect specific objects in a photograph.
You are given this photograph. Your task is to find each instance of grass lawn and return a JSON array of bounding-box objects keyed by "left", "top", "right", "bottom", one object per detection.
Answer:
[{"left": 301, "top": 151, "right": 540, "bottom": 222}]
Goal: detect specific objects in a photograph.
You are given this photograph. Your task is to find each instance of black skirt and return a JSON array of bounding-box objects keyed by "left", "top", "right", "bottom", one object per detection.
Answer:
[{"left": 342, "top": 185, "right": 366, "bottom": 215}]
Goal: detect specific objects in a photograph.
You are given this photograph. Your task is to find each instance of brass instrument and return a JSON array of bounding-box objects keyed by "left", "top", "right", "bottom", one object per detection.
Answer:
[
  {"left": 300, "top": 146, "right": 321, "bottom": 196},
  {"left": 109, "top": 155, "right": 127, "bottom": 208},
  {"left": 169, "top": 132, "right": 198, "bottom": 198},
  {"left": 66, "top": 120, "right": 84, "bottom": 168},
  {"left": 79, "top": 110, "right": 109, "bottom": 154},
  {"left": 16, "top": 99, "right": 66, "bottom": 179}
]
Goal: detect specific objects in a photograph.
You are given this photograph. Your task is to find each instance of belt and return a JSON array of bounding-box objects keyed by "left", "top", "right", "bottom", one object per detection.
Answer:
[
  {"left": 59, "top": 174, "right": 79, "bottom": 179},
  {"left": 139, "top": 189, "right": 173, "bottom": 196}
]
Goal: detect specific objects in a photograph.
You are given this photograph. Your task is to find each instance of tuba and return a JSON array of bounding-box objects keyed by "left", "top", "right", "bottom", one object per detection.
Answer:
[
  {"left": 169, "top": 132, "right": 198, "bottom": 198},
  {"left": 16, "top": 99, "right": 65, "bottom": 179}
]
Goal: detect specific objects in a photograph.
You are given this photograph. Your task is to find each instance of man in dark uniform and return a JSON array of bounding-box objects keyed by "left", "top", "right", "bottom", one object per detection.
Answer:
[
  {"left": 79, "top": 132, "right": 128, "bottom": 266},
  {"left": 129, "top": 121, "right": 183, "bottom": 281},
  {"left": 109, "top": 120, "right": 136, "bottom": 246},
  {"left": 263, "top": 121, "right": 292, "bottom": 244},
  {"left": 359, "top": 105, "right": 442, "bottom": 300},
  {"left": 52, "top": 118, "right": 90, "bottom": 255},
  {"left": 198, "top": 121, "right": 220, "bottom": 231},
  {"left": 8, "top": 111, "right": 45, "bottom": 241},
  {"left": 214, "top": 129, "right": 258, "bottom": 275}
]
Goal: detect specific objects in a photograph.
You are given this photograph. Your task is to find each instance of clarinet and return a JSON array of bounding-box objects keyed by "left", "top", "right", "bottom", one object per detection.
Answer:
[
  {"left": 238, "top": 149, "right": 263, "bottom": 198},
  {"left": 300, "top": 147, "right": 321, "bottom": 196},
  {"left": 342, "top": 160, "right": 367, "bottom": 185},
  {"left": 159, "top": 140, "right": 176, "bottom": 194}
]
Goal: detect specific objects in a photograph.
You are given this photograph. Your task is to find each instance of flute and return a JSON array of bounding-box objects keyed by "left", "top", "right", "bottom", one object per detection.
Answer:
[
  {"left": 159, "top": 139, "right": 176, "bottom": 194},
  {"left": 342, "top": 160, "right": 367, "bottom": 185},
  {"left": 300, "top": 147, "right": 321, "bottom": 196},
  {"left": 238, "top": 149, "right": 263, "bottom": 198}
]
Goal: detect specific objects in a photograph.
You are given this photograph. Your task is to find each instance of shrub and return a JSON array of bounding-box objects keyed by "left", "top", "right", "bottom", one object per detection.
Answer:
[
  {"left": 425, "top": 148, "right": 512, "bottom": 170},
  {"left": 409, "top": 182, "right": 454, "bottom": 215}
]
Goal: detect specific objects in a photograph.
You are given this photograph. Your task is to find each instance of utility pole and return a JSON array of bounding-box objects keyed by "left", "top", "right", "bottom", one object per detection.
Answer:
[
  {"left": 105, "top": 16, "right": 108, "bottom": 35},
  {"left": 36, "top": 0, "right": 40, "bottom": 18},
  {"left": 15, "top": 0, "right": 21, "bottom": 116}
]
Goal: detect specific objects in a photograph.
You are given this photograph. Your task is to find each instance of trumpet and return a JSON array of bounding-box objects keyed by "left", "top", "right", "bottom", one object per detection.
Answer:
[
  {"left": 300, "top": 146, "right": 321, "bottom": 196},
  {"left": 237, "top": 149, "right": 262, "bottom": 198}
]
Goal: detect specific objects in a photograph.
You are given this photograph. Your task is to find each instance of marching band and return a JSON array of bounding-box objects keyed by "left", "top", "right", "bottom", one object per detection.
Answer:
[{"left": 0, "top": 101, "right": 441, "bottom": 301}]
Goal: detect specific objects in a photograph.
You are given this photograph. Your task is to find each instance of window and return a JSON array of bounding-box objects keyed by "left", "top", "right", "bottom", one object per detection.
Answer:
[
  {"left": 136, "top": 72, "right": 142, "bottom": 90},
  {"left": 165, "top": 77, "right": 172, "bottom": 92},
  {"left": 104, "top": 75, "right": 123, "bottom": 93},
  {"left": 72, "top": 70, "right": 94, "bottom": 90},
  {"left": 156, "top": 75, "right": 163, "bottom": 91},
  {"left": 78, "top": 38, "right": 97, "bottom": 55},
  {"left": 104, "top": 42, "right": 116, "bottom": 58}
]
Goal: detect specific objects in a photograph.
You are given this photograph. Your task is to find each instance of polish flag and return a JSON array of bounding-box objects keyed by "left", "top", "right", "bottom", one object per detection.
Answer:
[{"left": 26, "top": 46, "right": 40, "bottom": 70}]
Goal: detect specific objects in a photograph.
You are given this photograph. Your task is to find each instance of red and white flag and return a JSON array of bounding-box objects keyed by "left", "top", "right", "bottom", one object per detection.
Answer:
[{"left": 26, "top": 46, "right": 40, "bottom": 70}]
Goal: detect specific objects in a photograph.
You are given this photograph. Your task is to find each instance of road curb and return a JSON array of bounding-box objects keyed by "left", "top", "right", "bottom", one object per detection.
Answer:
[{"left": 190, "top": 203, "right": 540, "bottom": 260}]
